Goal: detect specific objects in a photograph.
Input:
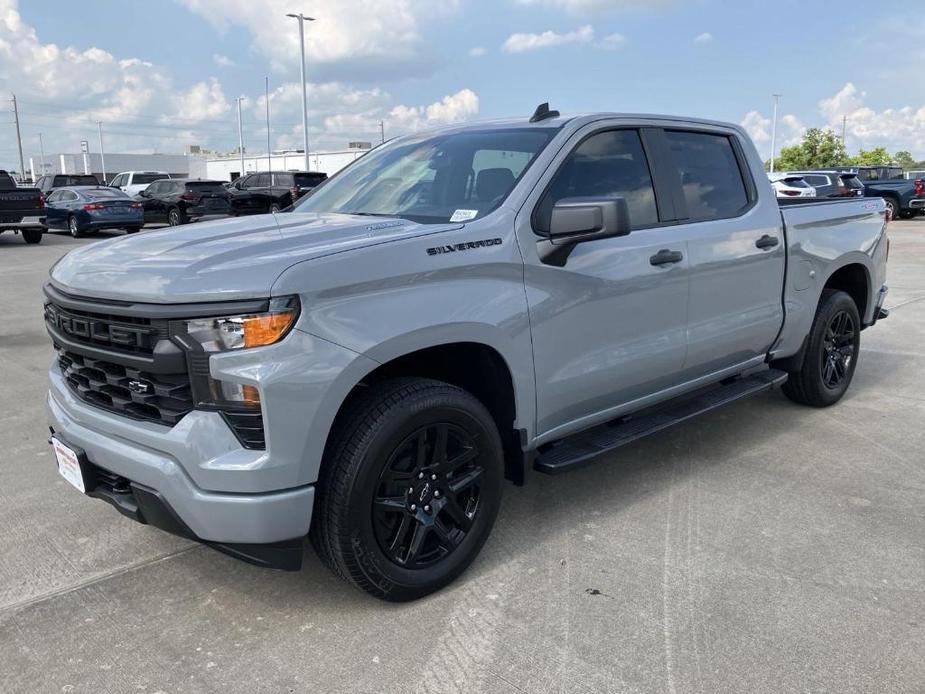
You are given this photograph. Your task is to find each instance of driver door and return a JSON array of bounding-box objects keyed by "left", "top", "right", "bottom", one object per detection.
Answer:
[{"left": 518, "top": 125, "right": 693, "bottom": 439}]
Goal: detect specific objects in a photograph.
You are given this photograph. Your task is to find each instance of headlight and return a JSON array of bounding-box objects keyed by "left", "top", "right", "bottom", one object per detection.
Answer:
[{"left": 184, "top": 296, "right": 299, "bottom": 352}]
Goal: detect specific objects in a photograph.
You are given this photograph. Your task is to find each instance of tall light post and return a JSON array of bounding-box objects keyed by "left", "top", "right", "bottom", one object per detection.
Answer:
[
  {"left": 286, "top": 12, "right": 315, "bottom": 172},
  {"left": 97, "top": 121, "right": 107, "bottom": 183},
  {"left": 235, "top": 97, "right": 245, "bottom": 176},
  {"left": 770, "top": 93, "right": 782, "bottom": 173}
]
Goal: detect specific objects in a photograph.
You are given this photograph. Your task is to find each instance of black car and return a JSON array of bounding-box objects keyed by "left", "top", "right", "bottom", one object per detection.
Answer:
[
  {"left": 136, "top": 179, "right": 231, "bottom": 226},
  {"left": 228, "top": 171, "right": 327, "bottom": 215},
  {"left": 35, "top": 174, "right": 100, "bottom": 195},
  {"left": 787, "top": 171, "right": 864, "bottom": 198}
]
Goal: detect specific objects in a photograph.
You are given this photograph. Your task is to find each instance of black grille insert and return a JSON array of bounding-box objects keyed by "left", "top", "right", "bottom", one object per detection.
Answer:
[
  {"left": 58, "top": 350, "right": 193, "bottom": 426},
  {"left": 44, "top": 302, "right": 167, "bottom": 355}
]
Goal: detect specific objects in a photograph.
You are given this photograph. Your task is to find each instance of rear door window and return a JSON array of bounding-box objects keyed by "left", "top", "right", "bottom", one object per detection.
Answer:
[
  {"left": 294, "top": 173, "right": 327, "bottom": 187},
  {"left": 274, "top": 173, "right": 294, "bottom": 187},
  {"left": 663, "top": 131, "right": 750, "bottom": 221}
]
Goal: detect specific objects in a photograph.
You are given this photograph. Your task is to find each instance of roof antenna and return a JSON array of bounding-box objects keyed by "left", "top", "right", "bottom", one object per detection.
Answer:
[{"left": 530, "top": 102, "right": 559, "bottom": 123}]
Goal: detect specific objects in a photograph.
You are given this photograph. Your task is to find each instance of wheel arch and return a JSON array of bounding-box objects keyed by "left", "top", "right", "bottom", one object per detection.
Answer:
[
  {"left": 323, "top": 335, "right": 531, "bottom": 486},
  {"left": 822, "top": 261, "right": 870, "bottom": 322}
]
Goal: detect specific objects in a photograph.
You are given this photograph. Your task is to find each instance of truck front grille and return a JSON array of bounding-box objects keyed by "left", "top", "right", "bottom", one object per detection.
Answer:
[
  {"left": 44, "top": 302, "right": 167, "bottom": 356},
  {"left": 58, "top": 350, "right": 194, "bottom": 426}
]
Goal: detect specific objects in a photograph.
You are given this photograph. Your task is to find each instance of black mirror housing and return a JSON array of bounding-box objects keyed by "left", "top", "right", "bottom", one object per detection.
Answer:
[{"left": 538, "top": 197, "right": 631, "bottom": 266}]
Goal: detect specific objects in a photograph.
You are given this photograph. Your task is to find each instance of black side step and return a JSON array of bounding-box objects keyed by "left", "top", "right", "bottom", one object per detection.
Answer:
[{"left": 534, "top": 369, "right": 788, "bottom": 475}]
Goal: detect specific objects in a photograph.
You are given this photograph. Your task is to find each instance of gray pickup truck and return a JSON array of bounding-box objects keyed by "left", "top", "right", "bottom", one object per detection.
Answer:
[{"left": 44, "top": 107, "right": 889, "bottom": 600}]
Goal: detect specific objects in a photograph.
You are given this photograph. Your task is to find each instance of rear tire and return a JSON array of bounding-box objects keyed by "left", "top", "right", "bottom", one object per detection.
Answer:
[
  {"left": 22, "top": 228, "right": 42, "bottom": 244},
  {"left": 269, "top": 203, "right": 281, "bottom": 214},
  {"left": 124, "top": 226, "right": 142, "bottom": 234},
  {"left": 898, "top": 209, "right": 915, "bottom": 220},
  {"left": 68, "top": 215, "right": 83, "bottom": 238},
  {"left": 310, "top": 378, "right": 504, "bottom": 601},
  {"left": 782, "top": 289, "right": 861, "bottom": 407}
]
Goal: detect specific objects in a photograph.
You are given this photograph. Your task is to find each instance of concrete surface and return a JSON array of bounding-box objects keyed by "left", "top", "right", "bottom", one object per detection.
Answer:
[{"left": 0, "top": 222, "right": 923, "bottom": 694}]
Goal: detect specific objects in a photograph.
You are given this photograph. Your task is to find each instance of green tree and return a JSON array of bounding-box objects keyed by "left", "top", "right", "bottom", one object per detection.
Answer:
[
  {"left": 850, "top": 147, "right": 892, "bottom": 166},
  {"left": 768, "top": 128, "right": 849, "bottom": 171},
  {"left": 894, "top": 151, "right": 916, "bottom": 169}
]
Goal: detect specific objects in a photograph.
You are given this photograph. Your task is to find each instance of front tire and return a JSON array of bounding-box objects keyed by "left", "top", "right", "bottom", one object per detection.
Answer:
[
  {"left": 124, "top": 226, "right": 142, "bottom": 234},
  {"left": 22, "top": 228, "right": 43, "bottom": 244},
  {"left": 311, "top": 378, "right": 504, "bottom": 601},
  {"left": 167, "top": 207, "right": 184, "bottom": 226},
  {"left": 782, "top": 289, "right": 861, "bottom": 407}
]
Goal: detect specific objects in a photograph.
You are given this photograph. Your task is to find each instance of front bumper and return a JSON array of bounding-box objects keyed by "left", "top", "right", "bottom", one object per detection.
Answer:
[{"left": 47, "top": 371, "right": 315, "bottom": 552}]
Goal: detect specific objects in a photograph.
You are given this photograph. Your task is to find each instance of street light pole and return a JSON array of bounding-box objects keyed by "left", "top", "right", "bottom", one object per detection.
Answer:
[
  {"left": 770, "top": 93, "right": 781, "bottom": 173},
  {"left": 236, "top": 97, "right": 245, "bottom": 176},
  {"left": 286, "top": 13, "right": 315, "bottom": 172},
  {"left": 97, "top": 121, "right": 107, "bottom": 183}
]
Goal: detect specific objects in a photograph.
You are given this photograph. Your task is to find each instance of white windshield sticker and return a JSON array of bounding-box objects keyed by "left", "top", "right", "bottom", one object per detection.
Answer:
[{"left": 450, "top": 209, "right": 478, "bottom": 222}]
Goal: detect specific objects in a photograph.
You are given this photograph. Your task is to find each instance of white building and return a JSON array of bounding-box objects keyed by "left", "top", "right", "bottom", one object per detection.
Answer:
[
  {"left": 205, "top": 147, "right": 372, "bottom": 182},
  {"left": 27, "top": 152, "right": 207, "bottom": 183}
]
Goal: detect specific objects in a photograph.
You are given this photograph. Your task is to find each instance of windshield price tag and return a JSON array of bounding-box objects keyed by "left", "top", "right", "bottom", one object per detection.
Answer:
[{"left": 450, "top": 209, "right": 478, "bottom": 222}]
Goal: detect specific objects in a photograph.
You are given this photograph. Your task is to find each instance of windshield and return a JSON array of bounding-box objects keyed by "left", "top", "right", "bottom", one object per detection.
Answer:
[{"left": 292, "top": 127, "right": 556, "bottom": 223}]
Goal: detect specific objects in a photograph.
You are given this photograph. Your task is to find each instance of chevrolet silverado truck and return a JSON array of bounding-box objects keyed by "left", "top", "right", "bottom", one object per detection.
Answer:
[
  {"left": 0, "top": 170, "right": 45, "bottom": 244},
  {"left": 44, "top": 107, "right": 889, "bottom": 601}
]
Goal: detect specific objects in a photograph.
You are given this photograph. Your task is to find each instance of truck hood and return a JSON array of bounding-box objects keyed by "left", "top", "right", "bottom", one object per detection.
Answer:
[{"left": 50, "top": 212, "right": 460, "bottom": 303}]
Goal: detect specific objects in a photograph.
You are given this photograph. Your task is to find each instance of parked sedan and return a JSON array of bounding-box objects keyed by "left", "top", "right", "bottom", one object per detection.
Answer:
[
  {"left": 228, "top": 171, "right": 327, "bottom": 215},
  {"left": 136, "top": 179, "right": 231, "bottom": 226},
  {"left": 768, "top": 173, "right": 815, "bottom": 198},
  {"left": 44, "top": 186, "right": 143, "bottom": 238}
]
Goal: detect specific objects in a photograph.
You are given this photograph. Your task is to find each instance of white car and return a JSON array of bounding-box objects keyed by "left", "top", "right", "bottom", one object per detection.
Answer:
[
  {"left": 109, "top": 171, "right": 171, "bottom": 197},
  {"left": 769, "top": 173, "right": 816, "bottom": 198}
]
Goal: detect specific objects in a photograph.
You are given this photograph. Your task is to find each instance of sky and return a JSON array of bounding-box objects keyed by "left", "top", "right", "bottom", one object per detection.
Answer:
[{"left": 1, "top": 0, "right": 923, "bottom": 172}]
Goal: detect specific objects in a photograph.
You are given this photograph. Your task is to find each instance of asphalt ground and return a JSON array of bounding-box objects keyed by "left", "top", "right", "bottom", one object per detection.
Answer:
[{"left": 1, "top": 220, "right": 923, "bottom": 693}]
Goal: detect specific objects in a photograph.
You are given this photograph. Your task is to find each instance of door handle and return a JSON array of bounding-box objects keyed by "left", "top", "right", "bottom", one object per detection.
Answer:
[
  {"left": 755, "top": 234, "right": 780, "bottom": 250},
  {"left": 649, "top": 249, "right": 684, "bottom": 266}
]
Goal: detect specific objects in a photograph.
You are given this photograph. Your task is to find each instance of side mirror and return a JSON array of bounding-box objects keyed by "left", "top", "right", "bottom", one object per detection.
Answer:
[
  {"left": 537, "top": 197, "right": 631, "bottom": 266},
  {"left": 138, "top": 190, "right": 148, "bottom": 197}
]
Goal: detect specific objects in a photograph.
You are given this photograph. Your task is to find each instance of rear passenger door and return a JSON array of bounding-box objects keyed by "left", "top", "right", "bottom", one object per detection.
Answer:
[{"left": 660, "top": 129, "right": 785, "bottom": 379}]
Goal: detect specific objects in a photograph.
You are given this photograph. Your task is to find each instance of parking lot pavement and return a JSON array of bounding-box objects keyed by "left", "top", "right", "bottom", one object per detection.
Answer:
[{"left": 1, "top": 221, "right": 924, "bottom": 694}]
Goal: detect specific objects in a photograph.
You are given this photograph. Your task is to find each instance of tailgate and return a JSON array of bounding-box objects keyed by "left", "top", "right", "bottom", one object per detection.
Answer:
[{"left": 0, "top": 189, "right": 42, "bottom": 212}]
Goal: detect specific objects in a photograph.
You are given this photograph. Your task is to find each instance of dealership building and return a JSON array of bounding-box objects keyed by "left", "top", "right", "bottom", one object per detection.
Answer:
[{"left": 25, "top": 145, "right": 372, "bottom": 184}]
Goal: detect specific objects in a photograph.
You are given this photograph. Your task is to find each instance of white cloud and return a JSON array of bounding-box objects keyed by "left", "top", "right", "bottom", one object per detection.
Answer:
[
  {"left": 740, "top": 109, "right": 805, "bottom": 158},
  {"left": 468, "top": 46, "right": 487, "bottom": 57},
  {"left": 503, "top": 25, "right": 594, "bottom": 53},
  {"left": 597, "top": 32, "right": 626, "bottom": 49},
  {"left": 513, "top": 0, "right": 677, "bottom": 11},
  {"left": 212, "top": 53, "right": 234, "bottom": 67},
  {"left": 178, "top": 0, "right": 459, "bottom": 80},
  {"left": 743, "top": 83, "right": 925, "bottom": 159},
  {"left": 693, "top": 32, "right": 712, "bottom": 44}
]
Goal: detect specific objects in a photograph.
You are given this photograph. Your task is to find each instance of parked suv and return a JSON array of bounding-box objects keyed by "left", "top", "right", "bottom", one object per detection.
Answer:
[
  {"left": 109, "top": 171, "right": 171, "bottom": 197},
  {"left": 35, "top": 174, "right": 99, "bottom": 195},
  {"left": 228, "top": 171, "right": 328, "bottom": 215},
  {"left": 136, "top": 179, "right": 231, "bottom": 226},
  {"left": 45, "top": 109, "right": 889, "bottom": 601},
  {"left": 787, "top": 171, "right": 863, "bottom": 198}
]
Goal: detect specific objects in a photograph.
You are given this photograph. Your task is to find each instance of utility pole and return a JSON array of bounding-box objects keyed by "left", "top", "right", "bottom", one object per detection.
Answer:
[
  {"left": 11, "top": 94, "right": 25, "bottom": 182},
  {"left": 97, "top": 121, "right": 107, "bottom": 183},
  {"left": 769, "top": 93, "right": 781, "bottom": 173},
  {"left": 379, "top": 120, "right": 385, "bottom": 144},
  {"left": 841, "top": 115, "right": 847, "bottom": 145},
  {"left": 265, "top": 76, "right": 272, "bottom": 174},
  {"left": 38, "top": 132, "right": 46, "bottom": 179},
  {"left": 286, "top": 13, "right": 315, "bottom": 171},
  {"left": 235, "top": 97, "right": 245, "bottom": 176}
]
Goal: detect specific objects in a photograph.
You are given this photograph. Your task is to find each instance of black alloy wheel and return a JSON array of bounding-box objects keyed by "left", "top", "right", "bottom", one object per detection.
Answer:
[
  {"left": 821, "top": 310, "right": 856, "bottom": 390},
  {"left": 373, "top": 423, "right": 483, "bottom": 568}
]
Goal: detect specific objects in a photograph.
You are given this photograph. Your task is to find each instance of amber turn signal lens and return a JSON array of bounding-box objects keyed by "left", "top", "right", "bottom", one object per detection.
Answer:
[{"left": 242, "top": 311, "right": 297, "bottom": 349}]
